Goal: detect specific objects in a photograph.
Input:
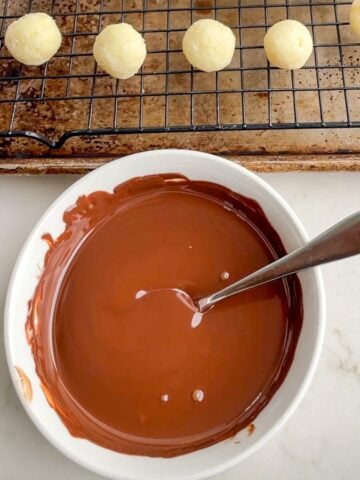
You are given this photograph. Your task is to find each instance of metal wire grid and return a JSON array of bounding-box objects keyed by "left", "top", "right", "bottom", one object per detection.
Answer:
[{"left": 0, "top": 0, "right": 359, "bottom": 148}]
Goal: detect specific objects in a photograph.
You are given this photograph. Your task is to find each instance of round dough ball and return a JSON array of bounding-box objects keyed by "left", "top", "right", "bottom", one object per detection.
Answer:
[
  {"left": 264, "top": 19, "right": 313, "bottom": 70},
  {"left": 350, "top": 0, "right": 360, "bottom": 37},
  {"left": 5, "top": 13, "right": 62, "bottom": 66},
  {"left": 93, "top": 23, "right": 146, "bottom": 80},
  {"left": 183, "top": 19, "right": 236, "bottom": 72}
]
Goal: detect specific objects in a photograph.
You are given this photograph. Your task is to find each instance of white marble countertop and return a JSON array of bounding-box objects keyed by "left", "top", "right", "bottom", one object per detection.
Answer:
[{"left": 0, "top": 172, "right": 359, "bottom": 480}]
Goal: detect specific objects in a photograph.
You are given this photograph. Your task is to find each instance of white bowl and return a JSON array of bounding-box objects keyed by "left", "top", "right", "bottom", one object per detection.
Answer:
[{"left": 4, "top": 150, "right": 325, "bottom": 480}]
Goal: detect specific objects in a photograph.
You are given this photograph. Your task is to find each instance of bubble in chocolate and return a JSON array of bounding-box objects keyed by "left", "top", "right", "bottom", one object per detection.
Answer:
[
  {"left": 192, "top": 389, "right": 204, "bottom": 402},
  {"left": 161, "top": 393, "right": 169, "bottom": 402},
  {"left": 220, "top": 271, "right": 230, "bottom": 281},
  {"left": 135, "top": 289, "right": 147, "bottom": 299}
]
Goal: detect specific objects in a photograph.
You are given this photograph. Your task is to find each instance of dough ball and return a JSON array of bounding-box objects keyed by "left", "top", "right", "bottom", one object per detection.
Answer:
[
  {"left": 183, "top": 19, "right": 236, "bottom": 72},
  {"left": 264, "top": 19, "right": 313, "bottom": 70},
  {"left": 350, "top": 0, "right": 360, "bottom": 37},
  {"left": 5, "top": 13, "right": 62, "bottom": 66},
  {"left": 93, "top": 23, "right": 146, "bottom": 80}
]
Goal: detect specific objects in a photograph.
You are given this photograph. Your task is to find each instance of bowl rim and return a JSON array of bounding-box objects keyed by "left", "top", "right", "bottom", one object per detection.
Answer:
[{"left": 4, "top": 149, "right": 326, "bottom": 480}]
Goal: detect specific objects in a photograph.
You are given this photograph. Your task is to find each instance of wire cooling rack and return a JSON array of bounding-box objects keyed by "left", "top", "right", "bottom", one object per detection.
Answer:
[{"left": 0, "top": 0, "right": 359, "bottom": 148}]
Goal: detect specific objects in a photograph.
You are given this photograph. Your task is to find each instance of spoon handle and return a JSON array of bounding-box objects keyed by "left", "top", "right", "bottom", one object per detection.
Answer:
[{"left": 199, "top": 211, "right": 360, "bottom": 311}]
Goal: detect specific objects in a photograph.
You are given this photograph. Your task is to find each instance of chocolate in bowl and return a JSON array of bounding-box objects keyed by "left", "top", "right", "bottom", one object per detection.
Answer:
[
  {"left": 5, "top": 150, "right": 325, "bottom": 480},
  {"left": 26, "top": 172, "right": 302, "bottom": 458}
]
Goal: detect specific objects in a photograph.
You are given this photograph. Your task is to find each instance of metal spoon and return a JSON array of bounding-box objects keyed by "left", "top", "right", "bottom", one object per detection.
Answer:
[{"left": 195, "top": 211, "right": 360, "bottom": 313}]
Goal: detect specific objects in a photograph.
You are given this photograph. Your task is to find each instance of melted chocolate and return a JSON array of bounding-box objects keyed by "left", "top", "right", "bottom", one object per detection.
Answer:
[{"left": 26, "top": 174, "right": 302, "bottom": 457}]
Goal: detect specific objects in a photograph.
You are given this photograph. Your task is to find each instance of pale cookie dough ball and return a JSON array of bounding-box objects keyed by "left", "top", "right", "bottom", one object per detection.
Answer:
[
  {"left": 5, "top": 13, "right": 62, "bottom": 66},
  {"left": 350, "top": 0, "right": 360, "bottom": 37},
  {"left": 183, "top": 19, "right": 236, "bottom": 72},
  {"left": 264, "top": 19, "right": 313, "bottom": 70},
  {"left": 93, "top": 23, "right": 147, "bottom": 80}
]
